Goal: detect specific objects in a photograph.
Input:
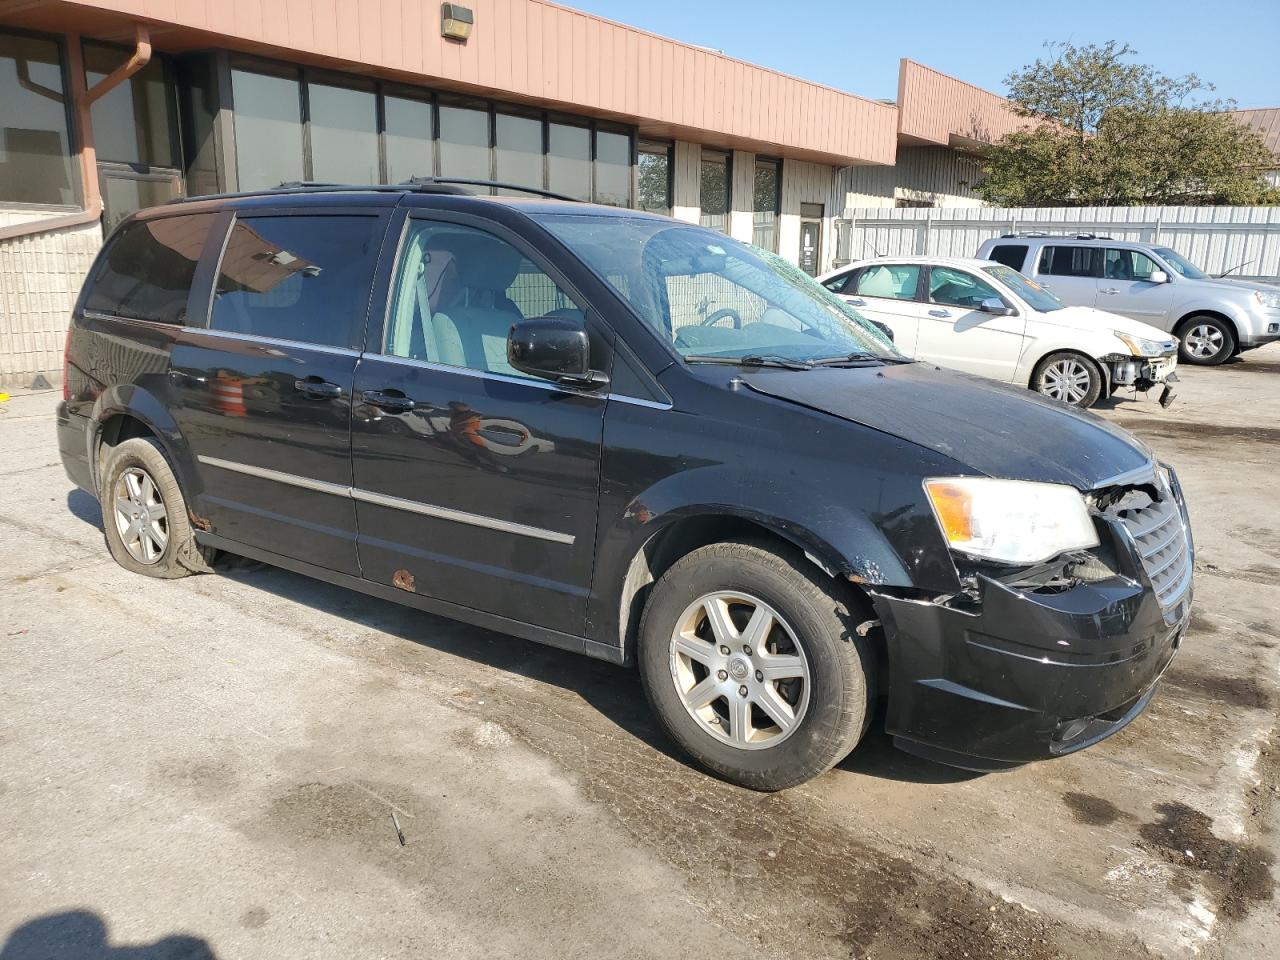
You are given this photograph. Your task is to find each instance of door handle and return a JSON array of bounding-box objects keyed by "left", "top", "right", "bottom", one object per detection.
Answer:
[
  {"left": 1100, "top": 287, "right": 1120, "bottom": 295},
  {"left": 846, "top": 297, "right": 867, "bottom": 307},
  {"left": 294, "top": 377, "right": 343, "bottom": 400},
  {"left": 361, "top": 389, "right": 416, "bottom": 412},
  {"left": 928, "top": 309, "right": 952, "bottom": 318}
]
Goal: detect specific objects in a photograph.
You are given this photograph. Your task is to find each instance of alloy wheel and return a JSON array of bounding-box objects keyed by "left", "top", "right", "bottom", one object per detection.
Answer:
[
  {"left": 669, "top": 591, "right": 810, "bottom": 750},
  {"left": 1184, "top": 323, "right": 1224, "bottom": 361},
  {"left": 1040, "top": 358, "right": 1093, "bottom": 405},
  {"left": 113, "top": 466, "right": 169, "bottom": 564}
]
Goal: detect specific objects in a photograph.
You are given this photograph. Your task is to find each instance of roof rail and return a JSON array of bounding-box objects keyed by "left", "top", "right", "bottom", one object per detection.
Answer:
[
  {"left": 998, "top": 231, "right": 1115, "bottom": 240},
  {"left": 173, "top": 178, "right": 584, "bottom": 205}
]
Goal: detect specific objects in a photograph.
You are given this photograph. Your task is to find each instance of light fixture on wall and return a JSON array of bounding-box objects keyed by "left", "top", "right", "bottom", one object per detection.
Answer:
[{"left": 441, "top": 3, "right": 474, "bottom": 41}]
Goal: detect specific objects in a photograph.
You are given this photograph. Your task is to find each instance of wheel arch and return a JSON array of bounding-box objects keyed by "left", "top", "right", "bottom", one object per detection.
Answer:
[
  {"left": 89, "top": 385, "right": 196, "bottom": 498},
  {"left": 1026, "top": 347, "right": 1107, "bottom": 395},
  {"left": 1173, "top": 309, "right": 1238, "bottom": 341}
]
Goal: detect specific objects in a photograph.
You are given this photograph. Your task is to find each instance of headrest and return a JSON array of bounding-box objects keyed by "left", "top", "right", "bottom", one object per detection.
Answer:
[{"left": 436, "top": 233, "right": 522, "bottom": 291}]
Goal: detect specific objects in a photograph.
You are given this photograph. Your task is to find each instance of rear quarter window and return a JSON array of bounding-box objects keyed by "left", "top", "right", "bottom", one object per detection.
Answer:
[
  {"left": 83, "top": 214, "right": 216, "bottom": 324},
  {"left": 1038, "top": 245, "right": 1101, "bottom": 278},
  {"left": 986, "top": 244, "right": 1028, "bottom": 271}
]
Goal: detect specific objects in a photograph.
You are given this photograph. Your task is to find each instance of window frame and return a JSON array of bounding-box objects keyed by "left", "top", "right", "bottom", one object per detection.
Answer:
[
  {"left": 752, "top": 156, "right": 782, "bottom": 253},
  {"left": 201, "top": 206, "right": 390, "bottom": 351},
  {"left": 0, "top": 25, "right": 83, "bottom": 210},
  {"left": 367, "top": 207, "right": 611, "bottom": 387},
  {"left": 82, "top": 38, "right": 183, "bottom": 171}
]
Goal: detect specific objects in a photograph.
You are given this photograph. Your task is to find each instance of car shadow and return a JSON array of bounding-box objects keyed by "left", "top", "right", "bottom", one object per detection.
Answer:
[
  {"left": 0, "top": 909, "right": 216, "bottom": 959},
  {"left": 67, "top": 488, "right": 103, "bottom": 530},
  {"left": 216, "top": 559, "right": 970, "bottom": 787}
]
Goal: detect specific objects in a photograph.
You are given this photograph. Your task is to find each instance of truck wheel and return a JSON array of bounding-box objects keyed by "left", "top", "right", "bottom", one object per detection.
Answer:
[
  {"left": 100, "top": 437, "right": 215, "bottom": 579},
  {"left": 637, "top": 540, "right": 874, "bottom": 791},
  {"left": 1178, "top": 315, "right": 1235, "bottom": 365},
  {"left": 1032, "top": 352, "right": 1103, "bottom": 407}
]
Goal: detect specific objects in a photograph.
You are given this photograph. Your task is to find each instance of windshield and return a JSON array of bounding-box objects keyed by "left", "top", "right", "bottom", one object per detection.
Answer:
[
  {"left": 535, "top": 215, "right": 900, "bottom": 363},
  {"left": 1153, "top": 247, "right": 1207, "bottom": 280},
  {"left": 983, "top": 264, "right": 1064, "bottom": 312}
]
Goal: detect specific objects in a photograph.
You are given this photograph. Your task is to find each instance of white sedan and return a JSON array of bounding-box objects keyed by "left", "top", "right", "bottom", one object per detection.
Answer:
[{"left": 819, "top": 256, "right": 1180, "bottom": 408}]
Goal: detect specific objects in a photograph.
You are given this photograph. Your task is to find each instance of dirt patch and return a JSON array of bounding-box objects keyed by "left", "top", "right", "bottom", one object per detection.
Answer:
[
  {"left": 1116, "top": 418, "right": 1280, "bottom": 446},
  {"left": 1189, "top": 610, "right": 1220, "bottom": 635},
  {"left": 1138, "top": 802, "right": 1275, "bottom": 920},
  {"left": 1063, "top": 792, "right": 1130, "bottom": 827},
  {"left": 1229, "top": 359, "right": 1280, "bottom": 376},
  {"left": 1161, "top": 667, "right": 1274, "bottom": 710}
]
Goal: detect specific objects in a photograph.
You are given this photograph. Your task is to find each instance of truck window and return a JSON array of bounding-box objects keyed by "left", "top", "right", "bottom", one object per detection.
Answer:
[
  {"left": 1038, "top": 245, "right": 1101, "bottom": 278},
  {"left": 83, "top": 214, "right": 216, "bottom": 324},
  {"left": 209, "top": 214, "right": 382, "bottom": 349},
  {"left": 986, "top": 244, "right": 1027, "bottom": 271}
]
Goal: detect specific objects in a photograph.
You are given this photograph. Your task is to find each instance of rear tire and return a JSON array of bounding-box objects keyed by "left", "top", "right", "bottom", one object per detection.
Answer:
[
  {"left": 100, "top": 437, "right": 214, "bottom": 579},
  {"left": 637, "top": 540, "right": 874, "bottom": 791},
  {"left": 1032, "top": 352, "right": 1103, "bottom": 408},
  {"left": 1177, "top": 315, "right": 1235, "bottom": 365}
]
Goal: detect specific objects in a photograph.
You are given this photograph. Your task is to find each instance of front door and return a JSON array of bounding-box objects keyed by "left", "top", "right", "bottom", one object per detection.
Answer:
[
  {"left": 171, "top": 208, "right": 389, "bottom": 576},
  {"left": 799, "top": 204, "right": 824, "bottom": 276},
  {"left": 841, "top": 262, "right": 926, "bottom": 355},
  {"left": 1097, "top": 248, "right": 1177, "bottom": 330},
  {"left": 913, "top": 265, "right": 1027, "bottom": 381},
  {"left": 350, "top": 213, "right": 608, "bottom": 636}
]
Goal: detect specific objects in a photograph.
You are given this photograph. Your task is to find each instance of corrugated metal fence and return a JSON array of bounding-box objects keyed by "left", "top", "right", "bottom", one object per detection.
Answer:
[{"left": 835, "top": 206, "right": 1280, "bottom": 282}]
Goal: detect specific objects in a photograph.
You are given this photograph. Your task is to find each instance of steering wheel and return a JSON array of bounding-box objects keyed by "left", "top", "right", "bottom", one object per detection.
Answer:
[{"left": 700, "top": 307, "right": 744, "bottom": 329}]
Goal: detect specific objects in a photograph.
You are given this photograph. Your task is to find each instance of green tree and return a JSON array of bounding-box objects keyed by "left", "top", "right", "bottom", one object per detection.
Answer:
[{"left": 975, "top": 41, "right": 1279, "bottom": 206}]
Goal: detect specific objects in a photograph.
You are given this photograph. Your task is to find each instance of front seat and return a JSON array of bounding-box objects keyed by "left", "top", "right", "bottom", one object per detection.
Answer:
[{"left": 432, "top": 235, "right": 525, "bottom": 375}]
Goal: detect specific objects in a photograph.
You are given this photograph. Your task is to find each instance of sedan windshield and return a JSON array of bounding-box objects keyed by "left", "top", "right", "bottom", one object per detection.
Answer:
[
  {"left": 983, "top": 264, "right": 1064, "bottom": 312},
  {"left": 1153, "top": 247, "right": 1207, "bottom": 279},
  {"left": 535, "top": 214, "right": 899, "bottom": 364}
]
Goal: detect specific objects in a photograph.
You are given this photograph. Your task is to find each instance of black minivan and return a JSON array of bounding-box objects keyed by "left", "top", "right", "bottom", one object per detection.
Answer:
[{"left": 58, "top": 182, "right": 1194, "bottom": 789}]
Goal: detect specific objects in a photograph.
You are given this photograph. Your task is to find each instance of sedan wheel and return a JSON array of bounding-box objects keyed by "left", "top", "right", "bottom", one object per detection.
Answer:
[
  {"left": 1034, "top": 352, "right": 1102, "bottom": 407},
  {"left": 670, "top": 591, "right": 810, "bottom": 749},
  {"left": 113, "top": 465, "right": 169, "bottom": 564}
]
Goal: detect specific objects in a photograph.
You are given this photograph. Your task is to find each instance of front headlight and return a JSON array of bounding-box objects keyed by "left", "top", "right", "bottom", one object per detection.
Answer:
[
  {"left": 924, "top": 477, "right": 1099, "bottom": 565},
  {"left": 1254, "top": 290, "right": 1280, "bottom": 310},
  {"left": 1114, "top": 332, "right": 1167, "bottom": 357}
]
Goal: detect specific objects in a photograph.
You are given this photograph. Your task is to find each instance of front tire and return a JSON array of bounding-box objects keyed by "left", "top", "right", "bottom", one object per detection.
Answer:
[
  {"left": 100, "top": 437, "right": 214, "bottom": 578},
  {"left": 1178, "top": 315, "right": 1235, "bottom": 365},
  {"left": 1032, "top": 352, "right": 1103, "bottom": 407},
  {"left": 637, "top": 540, "right": 874, "bottom": 791}
]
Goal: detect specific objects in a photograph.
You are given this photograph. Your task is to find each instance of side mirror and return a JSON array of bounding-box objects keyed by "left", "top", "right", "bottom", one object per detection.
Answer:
[
  {"left": 1149, "top": 269, "right": 1170, "bottom": 284},
  {"left": 508, "top": 317, "right": 604, "bottom": 387},
  {"left": 980, "top": 297, "right": 1016, "bottom": 317}
]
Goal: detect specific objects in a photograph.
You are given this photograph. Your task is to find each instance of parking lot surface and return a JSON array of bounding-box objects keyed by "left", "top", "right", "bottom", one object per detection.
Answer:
[{"left": 2, "top": 347, "right": 1278, "bottom": 960}]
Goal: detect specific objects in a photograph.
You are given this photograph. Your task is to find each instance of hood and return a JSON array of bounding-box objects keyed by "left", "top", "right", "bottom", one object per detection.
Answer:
[
  {"left": 1044, "top": 306, "right": 1173, "bottom": 343},
  {"left": 1190, "top": 276, "right": 1268, "bottom": 295},
  {"left": 739, "top": 362, "right": 1154, "bottom": 490}
]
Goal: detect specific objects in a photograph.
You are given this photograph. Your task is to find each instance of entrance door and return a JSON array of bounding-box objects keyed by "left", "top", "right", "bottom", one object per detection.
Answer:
[
  {"left": 349, "top": 213, "right": 608, "bottom": 637},
  {"left": 799, "top": 203, "right": 824, "bottom": 276},
  {"left": 171, "top": 207, "right": 389, "bottom": 576}
]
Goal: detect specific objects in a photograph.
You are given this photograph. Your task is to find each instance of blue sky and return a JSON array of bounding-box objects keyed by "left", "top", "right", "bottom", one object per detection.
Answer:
[{"left": 570, "top": 0, "right": 1280, "bottom": 110}]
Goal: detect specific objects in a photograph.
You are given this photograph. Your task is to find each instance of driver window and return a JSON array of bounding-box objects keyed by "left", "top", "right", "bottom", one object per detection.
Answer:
[
  {"left": 928, "top": 266, "right": 1002, "bottom": 309},
  {"left": 1104, "top": 249, "right": 1157, "bottom": 281},
  {"left": 385, "top": 220, "right": 583, "bottom": 377}
]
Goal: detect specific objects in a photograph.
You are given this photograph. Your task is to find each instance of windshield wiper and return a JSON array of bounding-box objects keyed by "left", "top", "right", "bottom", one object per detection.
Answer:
[
  {"left": 811, "top": 352, "right": 913, "bottom": 367},
  {"left": 685, "top": 354, "right": 814, "bottom": 370}
]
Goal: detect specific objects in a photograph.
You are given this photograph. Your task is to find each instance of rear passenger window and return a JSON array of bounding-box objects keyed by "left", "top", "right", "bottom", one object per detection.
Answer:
[
  {"left": 986, "top": 244, "right": 1027, "bottom": 271},
  {"left": 854, "top": 264, "right": 921, "bottom": 301},
  {"left": 84, "top": 214, "right": 215, "bottom": 324},
  {"left": 1038, "top": 245, "right": 1100, "bottom": 278},
  {"left": 385, "top": 220, "right": 583, "bottom": 377},
  {"left": 209, "top": 215, "right": 381, "bottom": 349}
]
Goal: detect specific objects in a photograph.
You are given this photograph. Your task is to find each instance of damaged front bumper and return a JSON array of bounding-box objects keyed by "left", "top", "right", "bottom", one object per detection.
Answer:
[{"left": 867, "top": 471, "right": 1194, "bottom": 772}]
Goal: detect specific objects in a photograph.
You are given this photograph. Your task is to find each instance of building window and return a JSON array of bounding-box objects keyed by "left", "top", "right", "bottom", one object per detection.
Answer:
[
  {"left": 635, "top": 140, "right": 672, "bottom": 216},
  {"left": 752, "top": 158, "right": 781, "bottom": 252},
  {"left": 231, "top": 66, "right": 304, "bottom": 190},
  {"left": 699, "top": 150, "right": 730, "bottom": 234},
  {"left": 0, "top": 30, "right": 77, "bottom": 206},
  {"left": 84, "top": 42, "right": 177, "bottom": 168},
  {"left": 548, "top": 121, "right": 591, "bottom": 201},
  {"left": 495, "top": 109, "right": 543, "bottom": 192},
  {"left": 437, "top": 98, "right": 490, "bottom": 180},
  {"left": 307, "top": 78, "right": 378, "bottom": 184},
  {"left": 383, "top": 92, "right": 433, "bottom": 184},
  {"left": 594, "top": 127, "right": 631, "bottom": 207}
]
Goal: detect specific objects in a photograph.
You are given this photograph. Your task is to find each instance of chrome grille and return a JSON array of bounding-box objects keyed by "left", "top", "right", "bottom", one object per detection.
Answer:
[{"left": 1116, "top": 493, "right": 1192, "bottom": 612}]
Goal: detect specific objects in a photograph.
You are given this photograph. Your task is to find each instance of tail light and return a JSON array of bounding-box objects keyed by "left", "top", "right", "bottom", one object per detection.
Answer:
[{"left": 62, "top": 324, "right": 73, "bottom": 401}]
